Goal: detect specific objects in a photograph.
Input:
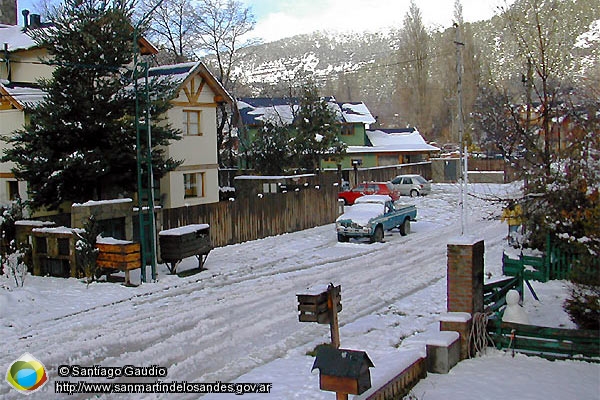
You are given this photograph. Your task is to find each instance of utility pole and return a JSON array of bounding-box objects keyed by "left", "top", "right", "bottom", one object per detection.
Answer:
[{"left": 455, "top": 23, "right": 466, "bottom": 235}]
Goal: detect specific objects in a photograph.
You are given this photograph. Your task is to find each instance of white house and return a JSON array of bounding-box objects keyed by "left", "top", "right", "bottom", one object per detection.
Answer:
[{"left": 0, "top": 18, "right": 230, "bottom": 210}]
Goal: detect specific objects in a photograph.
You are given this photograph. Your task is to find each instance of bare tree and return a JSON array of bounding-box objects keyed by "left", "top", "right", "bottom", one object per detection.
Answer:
[
  {"left": 194, "top": 0, "right": 257, "bottom": 167},
  {"left": 398, "top": 0, "right": 430, "bottom": 133},
  {"left": 138, "top": 0, "right": 197, "bottom": 63},
  {"left": 502, "top": 0, "right": 572, "bottom": 177}
]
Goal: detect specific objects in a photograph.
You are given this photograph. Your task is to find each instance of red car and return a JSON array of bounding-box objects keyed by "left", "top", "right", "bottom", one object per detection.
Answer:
[{"left": 338, "top": 182, "right": 399, "bottom": 205}]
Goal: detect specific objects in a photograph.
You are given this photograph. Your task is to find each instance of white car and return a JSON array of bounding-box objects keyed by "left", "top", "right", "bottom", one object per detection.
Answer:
[{"left": 390, "top": 174, "right": 431, "bottom": 197}]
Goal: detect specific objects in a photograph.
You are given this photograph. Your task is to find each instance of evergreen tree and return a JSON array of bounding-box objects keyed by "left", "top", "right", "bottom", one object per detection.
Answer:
[
  {"left": 2, "top": 0, "right": 181, "bottom": 211},
  {"left": 75, "top": 215, "right": 101, "bottom": 286},
  {"left": 292, "top": 83, "right": 346, "bottom": 172},
  {"left": 250, "top": 122, "right": 292, "bottom": 175}
]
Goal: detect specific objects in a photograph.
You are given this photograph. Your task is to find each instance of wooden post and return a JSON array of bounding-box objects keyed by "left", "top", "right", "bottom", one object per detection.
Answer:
[
  {"left": 328, "top": 284, "right": 341, "bottom": 349},
  {"left": 327, "top": 284, "right": 346, "bottom": 400}
]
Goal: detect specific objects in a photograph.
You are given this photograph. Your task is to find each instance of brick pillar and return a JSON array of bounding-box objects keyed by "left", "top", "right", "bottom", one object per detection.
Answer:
[
  {"left": 447, "top": 239, "right": 484, "bottom": 314},
  {"left": 440, "top": 313, "right": 472, "bottom": 360}
]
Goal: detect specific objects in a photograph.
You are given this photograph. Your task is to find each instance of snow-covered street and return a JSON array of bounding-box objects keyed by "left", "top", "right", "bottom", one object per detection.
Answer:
[{"left": 1, "top": 183, "right": 598, "bottom": 399}]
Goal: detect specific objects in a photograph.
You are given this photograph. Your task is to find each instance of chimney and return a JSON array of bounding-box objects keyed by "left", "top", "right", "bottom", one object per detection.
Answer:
[
  {"left": 29, "top": 13, "right": 41, "bottom": 28},
  {"left": 21, "top": 8, "right": 28, "bottom": 28},
  {"left": 0, "top": 0, "right": 18, "bottom": 25}
]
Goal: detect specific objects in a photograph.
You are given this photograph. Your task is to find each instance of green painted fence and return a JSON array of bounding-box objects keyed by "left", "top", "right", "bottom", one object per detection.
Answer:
[
  {"left": 487, "top": 318, "right": 600, "bottom": 363},
  {"left": 484, "top": 267, "right": 599, "bottom": 363},
  {"left": 483, "top": 275, "right": 523, "bottom": 315},
  {"left": 502, "top": 236, "right": 599, "bottom": 282}
]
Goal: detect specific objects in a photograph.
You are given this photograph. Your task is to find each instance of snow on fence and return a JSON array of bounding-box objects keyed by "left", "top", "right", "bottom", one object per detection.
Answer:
[{"left": 161, "top": 185, "right": 340, "bottom": 247}]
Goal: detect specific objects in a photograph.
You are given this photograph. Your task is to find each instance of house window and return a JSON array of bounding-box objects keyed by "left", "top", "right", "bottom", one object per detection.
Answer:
[
  {"left": 8, "top": 181, "right": 19, "bottom": 200},
  {"left": 183, "top": 110, "right": 202, "bottom": 136},
  {"left": 184, "top": 172, "right": 205, "bottom": 198},
  {"left": 341, "top": 124, "right": 353, "bottom": 136}
]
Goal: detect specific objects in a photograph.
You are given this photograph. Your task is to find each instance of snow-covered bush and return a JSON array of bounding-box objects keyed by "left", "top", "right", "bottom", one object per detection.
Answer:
[
  {"left": 75, "top": 216, "right": 100, "bottom": 287},
  {"left": 3, "top": 250, "right": 27, "bottom": 288}
]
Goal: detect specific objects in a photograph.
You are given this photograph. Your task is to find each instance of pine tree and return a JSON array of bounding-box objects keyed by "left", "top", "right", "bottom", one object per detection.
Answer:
[
  {"left": 2, "top": 0, "right": 181, "bottom": 211},
  {"left": 250, "top": 122, "right": 292, "bottom": 175},
  {"left": 292, "top": 83, "right": 346, "bottom": 172},
  {"left": 75, "top": 215, "right": 101, "bottom": 286}
]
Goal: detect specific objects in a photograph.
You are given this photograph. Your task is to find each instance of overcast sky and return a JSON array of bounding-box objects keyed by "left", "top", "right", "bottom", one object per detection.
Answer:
[
  {"left": 16, "top": 0, "right": 511, "bottom": 42},
  {"left": 242, "top": 0, "right": 511, "bottom": 42}
]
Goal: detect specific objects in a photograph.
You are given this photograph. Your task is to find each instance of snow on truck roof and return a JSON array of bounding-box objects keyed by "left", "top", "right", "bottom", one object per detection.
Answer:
[{"left": 354, "top": 195, "right": 392, "bottom": 205}]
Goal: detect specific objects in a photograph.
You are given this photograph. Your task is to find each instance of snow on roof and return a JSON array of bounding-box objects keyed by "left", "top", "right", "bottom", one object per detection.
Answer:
[
  {"left": 0, "top": 24, "right": 40, "bottom": 52},
  {"left": 365, "top": 129, "right": 440, "bottom": 152},
  {"left": 159, "top": 224, "right": 210, "bottom": 236},
  {"left": 72, "top": 198, "right": 133, "bottom": 207},
  {"left": 15, "top": 220, "right": 55, "bottom": 227},
  {"left": 340, "top": 102, "right": 376, "bottom": 124},
  {"left": 250, "top": 104, "right": 300, "bottom": 126},
  {"left": 147, "top": 61, "right": 199, "bottom": 85},
  {"left": 32, "top": 226, "right": 83, "bottom": 234},
  {"left": 0, "top": 82, "right": 47, "bottom": 108},
  {"left": 237, "top": 97, "right": 375, "bottom": 126},
  {"left": 96, "top": 237, "right": 134, "bottom": 245}
]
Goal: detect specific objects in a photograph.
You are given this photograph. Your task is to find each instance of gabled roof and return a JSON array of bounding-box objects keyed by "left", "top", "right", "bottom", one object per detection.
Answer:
[
  {"left": 0, "top": 81, "right": 46, "bottom": 110},
  {"left": 346, "top": 128, "right": 440, "bottom": 154},
  {"left": 0, "top": 22, "right": 158, "bottom": 55},
  {"left": 0, "top": 24, "right": 40, "bottom": 51},
  {"left": 236, "top": 97, "right": 376, "bottom": 126},
  {"left": 237, "top": 97, "right": 300, "bottom": 126},
  {"left": 147, "top": 61, "right": 232, "bottom": 103},
  {"left": 312, "top": 346, "right": 374, "bottom": 378}
]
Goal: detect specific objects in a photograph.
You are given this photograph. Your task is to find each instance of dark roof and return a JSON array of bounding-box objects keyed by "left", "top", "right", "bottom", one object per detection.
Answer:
[
  {"left": 312, "top": 347, "right": 374, "bottom": 378},
  {"left": 148, "top": 64, "right": 196, "bottom": 77},
  {"left": 237, "top": 97, "right": 300, "bottom": 126},
  {"left": 236, "top": 97, "right": 376, "bottom": 127},
  {"left": 371, "top": 128, "right": 417, "bottom": 134}
]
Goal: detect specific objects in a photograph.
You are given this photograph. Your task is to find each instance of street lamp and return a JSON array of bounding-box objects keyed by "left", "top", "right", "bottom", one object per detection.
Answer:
[{"left": 133, "top": 1, "right": 164, "bottom": 282}]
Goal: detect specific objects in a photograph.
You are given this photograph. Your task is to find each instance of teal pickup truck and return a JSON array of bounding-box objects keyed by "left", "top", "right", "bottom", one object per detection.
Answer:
[{"left": 335, "top": 195, "right": 417, "bottom": 243}]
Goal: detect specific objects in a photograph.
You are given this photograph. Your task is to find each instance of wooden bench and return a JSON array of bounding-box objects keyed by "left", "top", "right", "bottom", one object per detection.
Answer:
[{"left": 96, "top": 240, "right": 141, "bottom": 285}]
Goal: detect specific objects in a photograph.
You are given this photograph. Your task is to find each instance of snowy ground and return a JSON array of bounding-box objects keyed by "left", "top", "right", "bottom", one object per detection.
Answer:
[{"left": 1, "top": 183, "right": 598, "bottom": 399}]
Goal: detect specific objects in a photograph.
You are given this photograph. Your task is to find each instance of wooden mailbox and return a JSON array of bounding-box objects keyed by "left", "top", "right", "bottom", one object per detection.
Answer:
[
  {"left": 312, "top": 346, "right": 374, "bottom": 396},
  {"left": 297, "top": 284, "right": 342, "bottom": 324}
]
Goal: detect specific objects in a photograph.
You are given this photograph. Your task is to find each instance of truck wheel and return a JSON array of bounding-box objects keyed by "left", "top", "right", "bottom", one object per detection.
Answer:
[
  {"left": 337, "top": 233, "right": 349, "bottom": 242},
  {"left": 400, "top": 218, "right": 411, "bottom": 236},
  {"left": 370, "top": 225, "right": 384, "bottom": 243}
]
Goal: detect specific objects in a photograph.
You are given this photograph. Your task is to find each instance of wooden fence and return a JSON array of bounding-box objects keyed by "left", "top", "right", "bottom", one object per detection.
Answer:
[
  {"left": 483, "top": 271, "right": 599, "bottom": 362},
  {"left": 502, "top": 236, "right": 600, "bottom": 283},
  {"left": 161, "top": 185, "right": 340, "bottom": 248},
  {"left": 487, "top": 318, "right": 600, "bottom": 362}
]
